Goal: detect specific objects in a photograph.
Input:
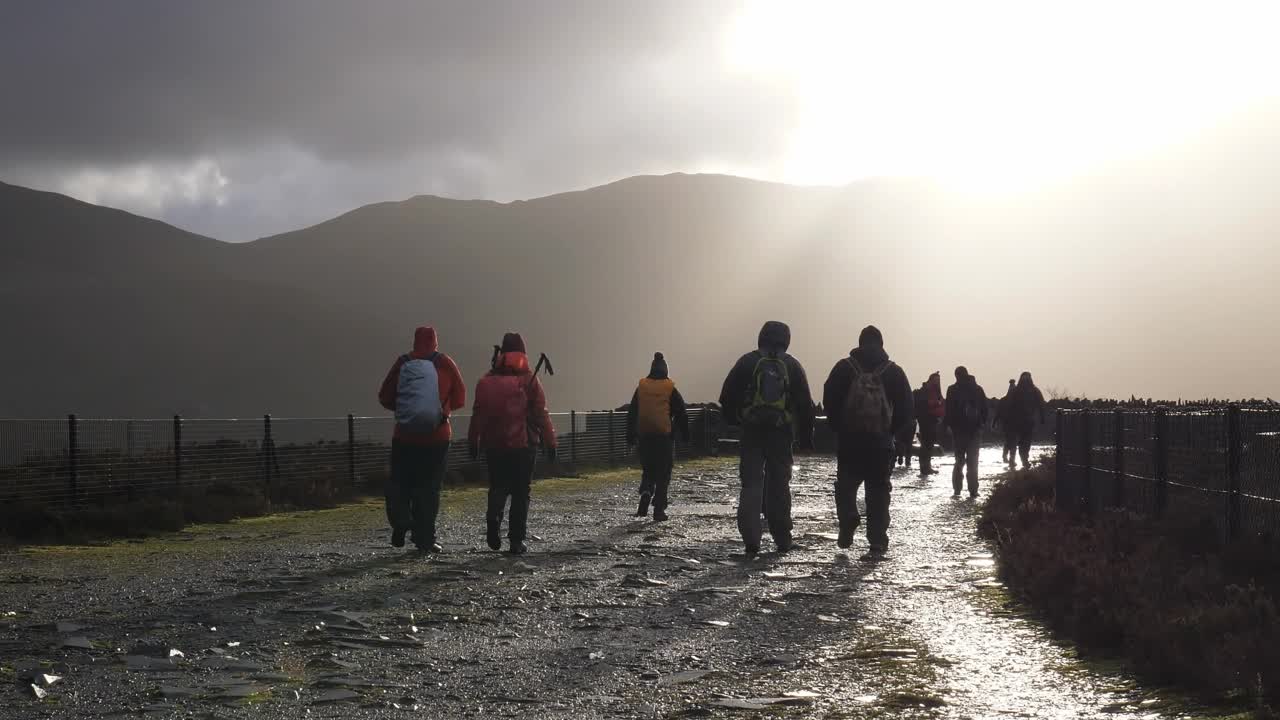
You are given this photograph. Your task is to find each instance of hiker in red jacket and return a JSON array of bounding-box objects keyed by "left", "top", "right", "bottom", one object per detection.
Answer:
[
  {"left": 378, "top": 326, "right": 466, "bottom": 553},
  {"left": 468, "top": 333, "right": 557, "bottom": 555}
]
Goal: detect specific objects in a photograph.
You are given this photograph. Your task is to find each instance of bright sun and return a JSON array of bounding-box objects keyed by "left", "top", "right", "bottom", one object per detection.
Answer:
[{"left": 724, "top": 0, "right": 1280, "bottom": 191}]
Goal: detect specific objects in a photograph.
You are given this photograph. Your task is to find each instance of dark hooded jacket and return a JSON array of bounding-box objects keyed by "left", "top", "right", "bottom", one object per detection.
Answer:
[
  {"left": 822, "top": 344, "right": 914, "bottom": 451},
  {"left": 718, "top": 321, "right": 815, "bottom": 445},
  {"left": 625, "top": 353, "right": 690, "bottom": 443},
  {"left": 945, "top": 374, "right": 989, "bottom": 433}
]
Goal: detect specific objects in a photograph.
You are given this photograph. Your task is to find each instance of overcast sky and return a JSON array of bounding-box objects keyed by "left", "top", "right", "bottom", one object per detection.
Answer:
[{"left": 4, "top": 0, "right": 1280, "bottom": 240}]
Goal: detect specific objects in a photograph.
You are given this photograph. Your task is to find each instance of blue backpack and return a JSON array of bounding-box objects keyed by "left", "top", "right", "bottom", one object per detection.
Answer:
[{"left": 395, "top": 353, "right": 444, "bottom": 432}]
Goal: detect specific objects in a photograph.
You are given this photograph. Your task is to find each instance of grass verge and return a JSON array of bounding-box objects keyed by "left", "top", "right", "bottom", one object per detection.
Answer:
[{"left": 980, "top": 457, "right": 1280, "bottom": 713}]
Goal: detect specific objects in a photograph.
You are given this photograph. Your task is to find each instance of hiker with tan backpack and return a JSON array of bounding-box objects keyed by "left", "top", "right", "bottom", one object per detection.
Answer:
[{"left": 625, "top": 352, "right": 690, "bottom": 521}]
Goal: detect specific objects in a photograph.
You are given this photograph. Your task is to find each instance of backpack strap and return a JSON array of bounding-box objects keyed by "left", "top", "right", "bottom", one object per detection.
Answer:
[{"left": 845, "top": 357, "right": 862, "bottom": 376}]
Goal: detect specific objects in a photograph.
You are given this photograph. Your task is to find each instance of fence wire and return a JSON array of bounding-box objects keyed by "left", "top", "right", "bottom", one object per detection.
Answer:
[
  {"left": 1058, "top": 407, "right": 1280, "bottom": 540},
  {"left": 0, "top": 409, "right": 721, "bottom": 507}
]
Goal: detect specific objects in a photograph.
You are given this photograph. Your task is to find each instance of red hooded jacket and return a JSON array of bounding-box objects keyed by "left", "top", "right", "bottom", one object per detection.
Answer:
[
  {"left": 378, "top": 327, "right": 466, "bottom": 446},
  {"left": 468, "top": 351, "right": 557, "bottom": 451}
]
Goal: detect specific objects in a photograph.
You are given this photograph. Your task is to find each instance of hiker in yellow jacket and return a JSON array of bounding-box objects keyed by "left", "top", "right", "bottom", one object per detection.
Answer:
[{"left": 625, "top": 352, "right": 690, "bottom": 521}]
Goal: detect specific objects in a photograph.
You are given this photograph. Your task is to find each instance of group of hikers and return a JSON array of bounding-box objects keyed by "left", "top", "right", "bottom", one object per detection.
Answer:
[{"left": 378, "top": 322, "right": 1046, "bottom": 558}]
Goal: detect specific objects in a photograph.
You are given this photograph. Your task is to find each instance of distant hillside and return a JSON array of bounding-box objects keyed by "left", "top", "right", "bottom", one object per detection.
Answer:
[{"left": 2, "top": 152, "right": 1278, "bottom": 417}]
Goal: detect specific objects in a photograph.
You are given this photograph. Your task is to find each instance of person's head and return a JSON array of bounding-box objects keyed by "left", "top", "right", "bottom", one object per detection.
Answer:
[
  {"left": 649, "top": 352, "right": 668, "bottom": 379},
  {"left": 501, "top": 332, "right": 526, "bottom": 354},
  {"left": 413, "top": 326, "right": 438, "bottom": 357},
  {"left": 1018, "top": 371, "right": 1034, "bottom": 388},
  {"left": 757, "top": 321, "right": 791, "bottom": 355},
  {"left": 1009, "top": 379, "right": 1016, "bottom": 387},
  {"left": 858, "top": 325, "right": 884, "bottom": 350},
  {"left": 955, "top": 366, "right": 969, "bottom": 382}
]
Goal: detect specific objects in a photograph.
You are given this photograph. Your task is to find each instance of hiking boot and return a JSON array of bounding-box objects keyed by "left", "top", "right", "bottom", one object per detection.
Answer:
[
  {"left": 775, "top": 538, "right": 793, "bottom": 554},
  {"left": 744, "top": 544, "right": 760, "bottom": 558},
  {"left": 653, "top": 508, "right": 668, "bottom": 522},
  {"left": 837, "top": 527, "right": 855, "bottom": 550},
  {"left": 486, "top": 526, "right": 501, "bottom": 551},
  {"left": 391, "top": 529, "right": 406, "bottom": 548},
  {"left": 418, "top": 542, "right": 444, "bottom": 554},
  {"left": 868, "top": 545, "right": 888, "bottom": 557},
  {"left": 509, "top": 540, "right": 528, "bottom": 555},
  {"left": 969, "top": 490, "right": 979, "bottom": 500},
  {"left": 636, "top": 492, "right": 652, "bottom": 517}
]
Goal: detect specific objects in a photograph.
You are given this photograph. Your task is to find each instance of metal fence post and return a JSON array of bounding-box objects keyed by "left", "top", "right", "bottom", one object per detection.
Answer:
[
  {"left": 261, "top": 414, "right": 276, "bottom": 494},
  {"left": 608, "top": 410, "right": 616, "bottom": 464},
  {"left": 1154, "top": 407, "right": 1169, "bottom": 515},
  {"left": 67, "top": 413, "right": 79, "bottom": 503},
  {"left": 570, "top": 410, "right": 577, "bottom": 463},
  {"left": 347, "top": 414, "right": 356, "bottom": 487},
  {"left": 1055, "top": 410, "right": 1066, "bottom": 510},
  {"left": 173, "top": 414, "right": 183, "bottom": 489},
  {"left": 1227, "top": 405, "right": 1242, "bottom": 541},
  {"left": 1113, "top": 408, "right": 1125, "bottom": 509},
  {"left": 1081, "top": 411, "right": 1093, "bottom": 514},
  {"left": 703, "top": 408, "right": 712, "bottom": 454}
]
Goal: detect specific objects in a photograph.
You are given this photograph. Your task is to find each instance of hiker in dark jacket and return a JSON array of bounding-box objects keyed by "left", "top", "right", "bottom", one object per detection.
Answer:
[
  {"left": 718, "top": 321, "right": 815, "bottom": 557},
  {"left": 996, "top": 379, "right": 1017, "bottom": 465},
  {"left": 914, "top": 372, "right": 944, "bottom": 475},
  {"left": 822, "top": 326, "right": 913, "bottom": 554},
  {"left": 378, "top": 326, "right": 467, "bottom": 553},
  {"left": 626, "top": 352, "right": 690, "bottom": 521},
  {"left": 944, "top": 367, "right": 988, "bottom": 498},
  {"left": 1010, "top": 372, "right": 1047, "bottom": 469}
]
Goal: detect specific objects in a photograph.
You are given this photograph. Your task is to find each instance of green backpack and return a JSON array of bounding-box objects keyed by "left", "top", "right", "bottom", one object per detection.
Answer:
[{"left": 743, "top": 354, "right": 791, "bottom": 427}]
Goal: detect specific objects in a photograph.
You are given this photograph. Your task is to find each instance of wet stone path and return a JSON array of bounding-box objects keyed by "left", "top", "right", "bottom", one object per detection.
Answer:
[{"left": 0, "top": 451, "right": 1223, "bottom": 718}]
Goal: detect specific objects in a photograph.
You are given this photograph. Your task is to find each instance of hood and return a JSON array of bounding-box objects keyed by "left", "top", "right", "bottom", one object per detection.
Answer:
[
  {"left": 494, "top": 351, "right": 531, "bottom": 376},
  {"left": 412, "top": 326, "right": 438, "bottom": 358},
  {"left": 927, "top": 372, "right": 942, "bottom": 391},
  {"left": 850, "top": 345, "right": 890, "bottom": 370},
  {"left": 757, "top": 321, "right": 791, "bottom": 355},
  {"left": 648, "top": 352, "right": 669, "bottom": 380}
]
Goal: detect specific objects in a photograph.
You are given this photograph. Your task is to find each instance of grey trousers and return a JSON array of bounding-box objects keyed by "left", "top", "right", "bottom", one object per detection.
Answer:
[{"left": 738, "top": 426, "right": 793, "bottom": 547}]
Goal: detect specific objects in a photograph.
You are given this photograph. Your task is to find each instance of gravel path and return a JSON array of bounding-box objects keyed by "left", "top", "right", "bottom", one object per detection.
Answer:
[{"left": 0, "top": 451, "right": 1226, "bottom": 718}]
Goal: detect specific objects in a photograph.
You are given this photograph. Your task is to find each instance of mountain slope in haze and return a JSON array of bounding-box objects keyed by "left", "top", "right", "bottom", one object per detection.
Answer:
[{"left": 3, "top": 136, "right": 1279, "bottom": 419}]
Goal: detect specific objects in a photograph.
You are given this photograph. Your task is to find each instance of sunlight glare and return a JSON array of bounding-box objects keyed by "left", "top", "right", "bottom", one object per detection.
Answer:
[{"left": 724, "top": 0, "right": 1280, "bottom": 191}]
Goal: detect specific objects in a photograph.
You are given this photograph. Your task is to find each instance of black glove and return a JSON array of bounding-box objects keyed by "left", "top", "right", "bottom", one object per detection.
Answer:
[
  {"left": 545, "top": 446, "right": 558, "bottom": 464},
  {"left": 468, "top": 444, "right": 479, "bottom": 461}
]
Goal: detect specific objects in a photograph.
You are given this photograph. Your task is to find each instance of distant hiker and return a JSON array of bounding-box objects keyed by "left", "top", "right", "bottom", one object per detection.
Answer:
[
  {"left": 822, "top": 326, "right": 913, "bottom": 555},
  {"left": 997, "top": 379, "right": 1017, "bottom": 465},
  {"left": 913, "top": 372, "right": 945, "bottom": 475},
  {"left": 944, "top": 367, "right": 988, "bottom": 498},
  {"left": 468, "top": 333, "right": 557, "bottom": 555},
  {"left": 718, "top": 321, "right": 815, "bottom": 557},
  {"left": 625, "top": 352, "right": 690, "bottom": 521},
  {"left": 377, "top": 326, "right": 466, "bottom": 553},
  {"left": 1009, "top": 372, "right": 1047, "bottom": 469},
  {"left": 894, "top": 412, "right": 916, "bottom": 469}
]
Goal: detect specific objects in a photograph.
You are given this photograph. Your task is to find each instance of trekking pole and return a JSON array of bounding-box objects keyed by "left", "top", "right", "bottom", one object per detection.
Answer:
[{"left": 533, "top": 352, "right": 555, "bottom": 378}]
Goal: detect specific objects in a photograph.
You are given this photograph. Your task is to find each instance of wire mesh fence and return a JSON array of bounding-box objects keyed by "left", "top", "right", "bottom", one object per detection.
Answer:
[
  {"left": 1057, "top": 407, "right": 1280, "bottom": 539},
  {"left": 0, "top": 408, "right": 723, "bottom": 508}
]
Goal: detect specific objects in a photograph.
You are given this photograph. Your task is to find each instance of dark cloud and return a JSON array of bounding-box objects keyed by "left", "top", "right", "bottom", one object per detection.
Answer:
[{"left": 1, "top": 0, "right": 796, "bottom": 238}]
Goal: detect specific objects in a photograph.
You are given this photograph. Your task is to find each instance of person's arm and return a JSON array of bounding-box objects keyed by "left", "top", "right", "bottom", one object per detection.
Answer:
[
  {"left": 943, "top": 388, "right": 956, "bottom": 428},
  {"left": 789, "top": 358, "right": 816, "bottom": 449},
  {"left": 528, "top": 377, "right": 557, "bottom": 449},
  {"left": 378, "top": 357, "right": 403, "bottom": 411},
  {"left": 1037, "top": 389, "right": 1047, "bottom": 424},
  {"left": 625, "top": 388, "right": 640, "bottom": 445},
  {"left": 438, "top": 354, "right": 466, "bottom": 413},
  {"left": 889, "top": 365, "right": 914, "bottom": 436},
  {"left": 467, "top": 380, "right": 483, "bottom": 452},
  {"left": 670, "top": 386, "right": 690, "bottom": 443},
  {"left": 822, "top": 360, "right": 849, "bottom": 437},
  {"left": 718, "top": 355, "right": 751, "bottom": 426}
]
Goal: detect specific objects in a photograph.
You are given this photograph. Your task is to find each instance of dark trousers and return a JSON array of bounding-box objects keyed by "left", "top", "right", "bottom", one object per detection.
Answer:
[
  {"left": 836, "top": 439, "right": 894, "bottom": 549},
  {"left": 952, "top": 429, "right": 982, "bottom": 494},
  {"left": 638, "top": 434, "right": 674, "bottom": 510},
  {"left": 387, "top": 440, "right": 448, "bottom": 548},
  {"left": 486, "top": 448, "right": 537, "bottom": 542},
  {"left": 738, "top": 426, "right": 793, "bottom": 547},
  {"left": 1002, "top": 430, "right": 1017, "bottom": 463},
  {"left": 1013, "top": 422, "right": 1035, "bottom": 467},
  {"left": 918, "top": 420, "right": 938, "bottom": 472}
]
